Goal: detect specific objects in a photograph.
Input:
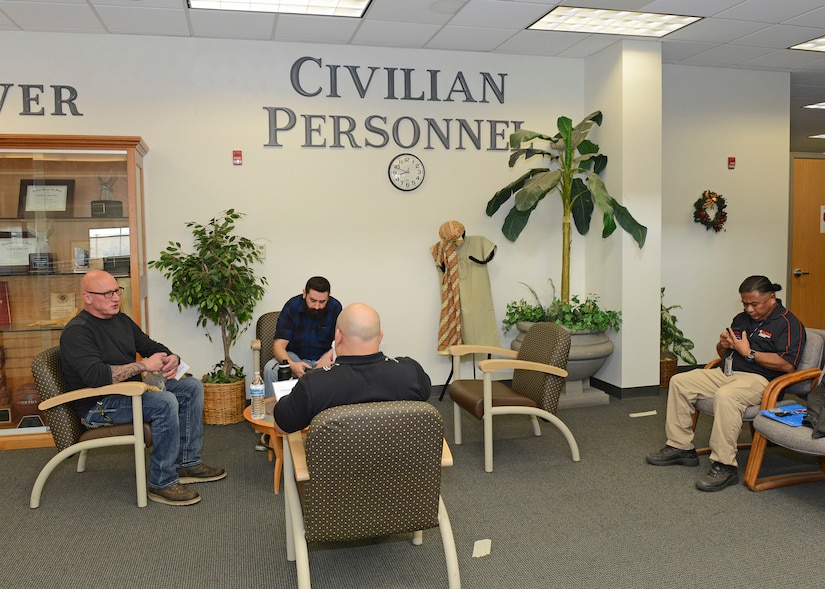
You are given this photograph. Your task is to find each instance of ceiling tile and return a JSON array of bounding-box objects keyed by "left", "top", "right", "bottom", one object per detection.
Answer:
[
  {"left": 743, "top": 48, "right": 825, "bottom": 69},
  {"left": 665, "top": 18, "right": 768, "bottom": 43},
  {"left": 785, "top": 6, "right": 825, "bottom": 28},
  {"left": 681, "top": 43, "right": 778, "bottom": 66},
  {"left": 0, "top": 1, "right": 103, "bottom": 31},
  {"left": 715, "top": 0, "right": 825, "bottom": 24},
  {"left": 96, "top": 6, "right": 189, "bottom": 36},
  {"left": 495, "top": 28, "right": 589, "bottom": 56},
  {"left": 641, "top": 0, "right": 741, "bottom": 18},
  {"left": 365, "top": 0, "right": 455, "bottom": 25},
  {"left": 448, "top": 0, "right": 552, "bottom": 30},
  {"left": 732, "top": 24, "right": 825, "bottom": 49},
  {"left": 427, "top": 24, "right": 518, "bottom": 51},
  {"left": 352, "top": 20, "right": 441, "bottom": 48},
  {"left": 660, "top": 39, "right": 717, "bottom": 61},
  {"left": 274, "top": 14, "right": 361, "bottom": 43}
]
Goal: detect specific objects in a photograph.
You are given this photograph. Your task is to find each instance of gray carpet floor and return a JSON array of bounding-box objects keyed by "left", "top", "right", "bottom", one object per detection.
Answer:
[{"left": 2, "top": 388, "right": 824, "bottom": 589}]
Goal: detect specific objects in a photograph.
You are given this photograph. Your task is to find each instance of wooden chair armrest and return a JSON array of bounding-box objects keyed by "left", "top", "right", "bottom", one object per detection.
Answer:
[
  {"left": 760, "top": 368, "right": 822, "bottom": 409},
  {"left": 447, "top": 344, "right": 518, "bottom": 359},
  {"left": 478, "top": 358, "right": 568, "bottom": 378},
  {"left": 441, "top": 439, "right": 453, "bottom": 468},
  {"left": 251, "top": 339, "right": 261, "bottom": 351},
  {"left": 287, "top": 431, "right": 309, "bottom": 482},
  {"left": 38, "top": 381, "right": 148, "bottom": 411},
  {"left": 704, "top": 358, "right": 722, "bottom": 369}
]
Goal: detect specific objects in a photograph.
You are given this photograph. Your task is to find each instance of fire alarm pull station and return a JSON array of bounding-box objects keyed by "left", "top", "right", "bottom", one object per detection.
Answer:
[
  {"left": 728, "top": 157, "right": 735, "bottom": 170},
  {"left": 233, "top": 150, "right": 243, "bottom": 165}
]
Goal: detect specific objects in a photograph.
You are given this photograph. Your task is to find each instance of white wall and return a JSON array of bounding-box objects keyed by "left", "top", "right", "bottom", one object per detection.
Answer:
[
  {"left": 662, "top": 65, "right": 791, "bottom": 364},
  {"left": 1, "top": 32, "right": 791, "bottom": 389}
]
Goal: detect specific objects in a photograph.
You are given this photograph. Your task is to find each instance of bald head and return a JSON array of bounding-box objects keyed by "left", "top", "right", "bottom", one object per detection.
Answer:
[
  {"left": 81, "top": 269, "right": 122, "bottom": 319},
  {"left": 334, "top": 303, "right": 383, "bottom": 356}
]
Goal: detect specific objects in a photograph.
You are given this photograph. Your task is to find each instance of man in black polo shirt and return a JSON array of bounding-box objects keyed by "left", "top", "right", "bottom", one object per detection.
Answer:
[{"left": 272, "top": 302, "right": 431, "bottom": 434}]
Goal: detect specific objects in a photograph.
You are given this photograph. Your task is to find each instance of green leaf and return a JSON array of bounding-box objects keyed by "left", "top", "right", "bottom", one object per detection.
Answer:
[
  {"left": 501, "top": 205, "right": 534, "bottom": 242},
  {"left": 514, "top": 169, "right": 561, "bottom": 211},
  {"left": 570, "top": 178, "right": 593, "bottom": 235},
  {"left": 486, "top": 168, "right": 548, "bottom": 216}
]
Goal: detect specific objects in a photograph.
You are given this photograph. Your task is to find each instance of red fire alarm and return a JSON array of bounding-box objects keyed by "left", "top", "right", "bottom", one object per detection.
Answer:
[
  {"left": 233, "top": 150, "right": 243, "bottom": 165},
  {"left": 728, "top": 157, "right": 735, "bottom": 170}
]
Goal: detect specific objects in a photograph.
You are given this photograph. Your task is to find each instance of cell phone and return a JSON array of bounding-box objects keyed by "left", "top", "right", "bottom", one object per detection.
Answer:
[{"left": 731, "top": 329, "right": 742, "bottom": 339}]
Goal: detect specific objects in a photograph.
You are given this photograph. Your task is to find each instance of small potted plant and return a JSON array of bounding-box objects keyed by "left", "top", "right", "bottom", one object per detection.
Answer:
[
  {"left": 149, "top": 209, "right": 268, "bottom": 424},
  {"left": 660, "top": 287, "right": 697, "bottom": 387}
]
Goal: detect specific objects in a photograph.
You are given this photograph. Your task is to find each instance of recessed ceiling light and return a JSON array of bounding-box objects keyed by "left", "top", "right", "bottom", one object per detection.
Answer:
[
  {"left": 529, "top": 6, "right": 700, "bottom": 38},
  {"left": 188, "top": 0, "right": 371, "bottom": 17},
  {"left": 792, "top": 37, "right": 825, "bottom": 52}
]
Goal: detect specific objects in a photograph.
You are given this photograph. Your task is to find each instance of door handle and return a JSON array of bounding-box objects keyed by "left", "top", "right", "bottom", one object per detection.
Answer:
[{"left": 793, "top": 268, "right": 810, "bottom": 277}]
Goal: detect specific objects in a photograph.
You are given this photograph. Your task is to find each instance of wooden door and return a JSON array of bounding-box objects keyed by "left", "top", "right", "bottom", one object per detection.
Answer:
[{"left": 790, "top": 158, "right": 825, "bottom": 329}]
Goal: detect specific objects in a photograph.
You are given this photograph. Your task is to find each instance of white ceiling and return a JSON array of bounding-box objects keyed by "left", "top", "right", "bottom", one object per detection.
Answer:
[{"left": 3, "top": 0, "right": 825, "bottom": 152}]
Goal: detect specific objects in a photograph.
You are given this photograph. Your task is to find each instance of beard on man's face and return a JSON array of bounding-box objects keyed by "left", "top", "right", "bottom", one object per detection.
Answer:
[{"left": 303, "top": 298, "right": 328, "bottom": 318}]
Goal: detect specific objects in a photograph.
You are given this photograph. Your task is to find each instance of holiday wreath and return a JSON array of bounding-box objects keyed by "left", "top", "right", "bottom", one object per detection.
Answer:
[{"left": 693, "top": 190, "right": 727, "bottom": 232}]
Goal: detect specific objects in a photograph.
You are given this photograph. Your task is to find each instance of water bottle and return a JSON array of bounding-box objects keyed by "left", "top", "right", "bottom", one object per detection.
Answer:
[
  {"left": 250, "top": 371, "right": 265, "bottom": 420},
  {"left": 277, "top": 359, "right": 292, "bottom": 381}
]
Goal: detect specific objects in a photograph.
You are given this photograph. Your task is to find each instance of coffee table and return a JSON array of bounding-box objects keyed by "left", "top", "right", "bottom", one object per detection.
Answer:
[{"left": 243, "top": 397, "right": 286, "bottom": 494}]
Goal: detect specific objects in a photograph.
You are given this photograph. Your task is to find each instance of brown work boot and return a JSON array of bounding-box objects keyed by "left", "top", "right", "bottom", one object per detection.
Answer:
[
  {"left": 177, "top": 463, "right": 227, "bottom": 484},
  {"left": 147, "top": 482, "right": 201, "bottom": 506}
]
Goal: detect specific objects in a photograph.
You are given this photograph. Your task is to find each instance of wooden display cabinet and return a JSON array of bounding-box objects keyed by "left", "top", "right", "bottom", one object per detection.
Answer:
[{"left": 0, "top": 135, "right": 148, "bottom": 449}]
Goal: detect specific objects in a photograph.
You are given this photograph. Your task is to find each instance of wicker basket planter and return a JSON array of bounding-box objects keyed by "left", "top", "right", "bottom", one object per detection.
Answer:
[
  {"left": 660, "top": 350, "right": 678, "bottom": 388},
  {"left": 203, "top": 378, "right": 246, "bottom": 425}
]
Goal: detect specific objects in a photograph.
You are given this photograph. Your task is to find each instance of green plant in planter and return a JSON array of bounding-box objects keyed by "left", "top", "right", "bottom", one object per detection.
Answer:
[
  {"left": 660, "top": 287, "right": 696, "bottom": 365},
  {"left": 487, "top": 111, "right": 647, "bottom": 304},
  {"left": 148, "top": 209, "right": 268, "bottom": 383},
  {"left": 502, "top": 281, "right": 621, "bottom": 334}
]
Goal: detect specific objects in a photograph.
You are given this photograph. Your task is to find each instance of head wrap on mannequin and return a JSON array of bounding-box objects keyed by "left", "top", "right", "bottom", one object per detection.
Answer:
[{"left": 431, "top": 221, "right": 465, "bottom": 352}]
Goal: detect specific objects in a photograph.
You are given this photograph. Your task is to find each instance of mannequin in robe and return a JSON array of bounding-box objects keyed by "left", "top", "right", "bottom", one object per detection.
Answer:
[{"left": 430, "top": 220, "right": 500, "bottom": 353}]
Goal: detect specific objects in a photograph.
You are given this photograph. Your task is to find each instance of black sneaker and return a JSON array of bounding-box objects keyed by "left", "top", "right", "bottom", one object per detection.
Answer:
[
  {"left": 646, "top": 445, "right": 700, "bottom": 466},
  {"left": 148, "top": 482, "right": 201, "bottom": 506},
  {"left": 177, "top": 463, "right": 227, "bottom": 484},
  {"left": 696, "top": 461, "right": 739, "bottom": 492}
]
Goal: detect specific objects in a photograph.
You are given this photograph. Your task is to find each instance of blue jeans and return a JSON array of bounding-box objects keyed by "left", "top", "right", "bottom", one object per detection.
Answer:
[
  {"left": 82, "top": 377, "right": 204, "bottom": 489},
  {"left": 263, "top": 352, "right": 314, "bottom": 399}
]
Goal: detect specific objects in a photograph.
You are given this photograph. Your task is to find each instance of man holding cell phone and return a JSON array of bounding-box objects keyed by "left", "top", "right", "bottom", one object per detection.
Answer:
[{"left": 646, "top": 275, "right": 806, "bottom": 492}]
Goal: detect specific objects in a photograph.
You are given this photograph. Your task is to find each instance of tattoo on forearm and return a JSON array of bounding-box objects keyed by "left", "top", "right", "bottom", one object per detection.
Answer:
[{"left": 111, "top": 362, "right": 147, "bottom": 383}]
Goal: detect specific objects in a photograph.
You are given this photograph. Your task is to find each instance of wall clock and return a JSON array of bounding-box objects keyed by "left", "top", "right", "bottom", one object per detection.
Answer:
[{"left": 388, "top": 153, "right": 425, "bottom": 191}]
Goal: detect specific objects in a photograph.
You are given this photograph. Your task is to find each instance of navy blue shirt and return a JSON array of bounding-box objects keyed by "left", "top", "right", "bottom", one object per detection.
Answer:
[{"left": 275, "top": 294, "right": 342, "bottom": 361}]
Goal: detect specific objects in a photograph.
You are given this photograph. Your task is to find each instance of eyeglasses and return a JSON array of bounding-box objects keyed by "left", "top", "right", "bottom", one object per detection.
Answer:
[{"left": 85, "top": 286, "right": 124, "bottom": 299}]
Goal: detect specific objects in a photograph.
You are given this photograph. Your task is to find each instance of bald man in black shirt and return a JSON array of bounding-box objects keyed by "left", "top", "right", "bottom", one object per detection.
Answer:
[{"left": 272, "top": 303, "right": 431, "bottom": 434}]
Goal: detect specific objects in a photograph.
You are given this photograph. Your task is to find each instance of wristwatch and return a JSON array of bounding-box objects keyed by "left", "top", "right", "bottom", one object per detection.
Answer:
[{"left": 746, "top": 350, "right": 756, "bottom": 363}]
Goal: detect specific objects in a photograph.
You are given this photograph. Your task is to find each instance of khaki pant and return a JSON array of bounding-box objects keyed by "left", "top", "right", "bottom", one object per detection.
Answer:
[{"left": 665, "top": 367, "right": 768, "bottom": 466}]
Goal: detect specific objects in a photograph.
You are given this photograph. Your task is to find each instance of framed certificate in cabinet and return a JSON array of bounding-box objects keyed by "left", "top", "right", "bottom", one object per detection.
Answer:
[{"left": 18, "top": 179, "right": 75, "bottom": 218}]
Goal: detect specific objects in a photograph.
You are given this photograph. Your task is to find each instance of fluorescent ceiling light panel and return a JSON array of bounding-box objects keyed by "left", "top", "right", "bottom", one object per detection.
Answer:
[
  {"left": 808, "top": 134, "right": 825, "bottom": 139},
  {"left": 803, "top": 103, "right": 825, "bottom": 109},
  {"left": 530, "top": 6, "right": 700, "bottom": 38},
  {"left": 792, "top": 37, "right": 825, "bottom": 52},
  {"left": 188, "top": 0, "right": 371, "bottom": 17}
]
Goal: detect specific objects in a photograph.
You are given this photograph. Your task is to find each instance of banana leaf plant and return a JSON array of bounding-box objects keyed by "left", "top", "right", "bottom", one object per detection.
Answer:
[{"left": 486, "top": 111, "right": 647, "bottom": 303}]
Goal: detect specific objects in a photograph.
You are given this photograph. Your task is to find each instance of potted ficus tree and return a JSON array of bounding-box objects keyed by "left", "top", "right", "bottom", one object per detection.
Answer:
[
  {"left": 149, "top": 209, "right": 268, "bottom": 424},
  {"left": 660, "top": 287, "right": 697, "bottom": 387}
]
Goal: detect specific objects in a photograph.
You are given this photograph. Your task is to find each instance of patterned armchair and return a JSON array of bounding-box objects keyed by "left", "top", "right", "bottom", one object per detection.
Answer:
[
  {"left": 29, "top": 346, "right": 150, "bottom": 508},
  {"left": 282, "top": 400, "right": 460, "bottom": 589},
  {"left": 447, "top": 321, "right": 580, "bottom": 472}
]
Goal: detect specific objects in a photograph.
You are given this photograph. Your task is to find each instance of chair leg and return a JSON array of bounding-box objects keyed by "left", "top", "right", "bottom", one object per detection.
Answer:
[
  {"left": 483, "top": 411, "right": 494, "bottom": 472},
  {"left": 77, "top": 449, "right": 89, "bottom": 472},
  {"left": 283, "top": 436, "right": 311, "bottom": 589},
  {"left": 530, "top": 415, "right": 541, "bottom": 436},
  {"left": 453, "top": 402, "right": 463, "bottom": 445},
  {"left": 412, "top": 530, "right": 423, "bottom": 545},
  {"left": 438, "top": 496, "right": 462, "bottom": 589},
  {"left": 742, "top": 431, "right": 768, "bottom": 491}
]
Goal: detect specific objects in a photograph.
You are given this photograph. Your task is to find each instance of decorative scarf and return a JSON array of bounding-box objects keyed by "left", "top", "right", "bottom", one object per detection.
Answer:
[{"left": 430, "top": 221, "right": 465, "bottom": 352}]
